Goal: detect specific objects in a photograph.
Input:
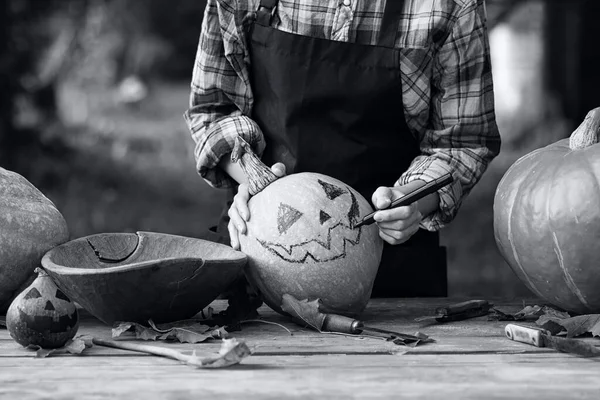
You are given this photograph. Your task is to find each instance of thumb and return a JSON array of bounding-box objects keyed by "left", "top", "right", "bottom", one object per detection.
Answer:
[
  {"left": 271, "top": 162, "right": 287, "bottom": 178},
  {"left": 372, "top": 186, "right": 394, "bottom": 210}
]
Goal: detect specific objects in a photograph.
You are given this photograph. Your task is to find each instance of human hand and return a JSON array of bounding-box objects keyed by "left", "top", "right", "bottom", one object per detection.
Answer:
[
  {"left": 371, "top": 186, "right": 423, "bottom": 245},
  {"left": 228, "top": 162, "right": 286, "bottom": 250}
]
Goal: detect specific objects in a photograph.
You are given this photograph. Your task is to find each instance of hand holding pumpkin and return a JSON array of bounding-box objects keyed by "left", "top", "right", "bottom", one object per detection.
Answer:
[
  {"left": 371, "top": 186, "right": 422, "bottom": 245},
  {"left": 228, "top": 162, "right": 287, "bottom": 250}
]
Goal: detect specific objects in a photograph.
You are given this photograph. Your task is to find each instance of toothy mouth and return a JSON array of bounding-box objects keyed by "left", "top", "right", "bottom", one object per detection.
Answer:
[{"left": 257, "top": 221, "right": 362, "bottom": 263}]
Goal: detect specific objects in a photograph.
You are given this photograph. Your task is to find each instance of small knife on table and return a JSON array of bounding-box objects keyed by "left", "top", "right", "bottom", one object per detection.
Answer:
[
  {"left": 505, "top": 323, "right": 600, "bottom": 357},
  {"left": 414, "top": 300, "right": 494, "bottom": 323}
]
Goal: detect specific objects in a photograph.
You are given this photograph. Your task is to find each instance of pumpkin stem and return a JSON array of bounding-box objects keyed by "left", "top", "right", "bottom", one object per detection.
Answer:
[
  {"left": 231, "top": 136, "right": 278, "bottom": 196},
  {"left": 569, "top": 107, "right": 600, "bottom": 150},
  {"left": 34, "top": 267, "right": 49, "bottom": 277}
]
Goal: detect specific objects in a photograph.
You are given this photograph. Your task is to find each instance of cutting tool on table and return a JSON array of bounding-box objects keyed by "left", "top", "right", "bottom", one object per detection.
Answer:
[
  {"left": 505, "top": 323, "right": 600, "bottom": 357},
  {"left": 353, "top": 172, "right": 453, "bottom": 229},
  {"left": 321, "top": 312, "right": 429, "bottom": 345},
  {"left": 414, "top": 299, "right": 494, "bottom": 323}
]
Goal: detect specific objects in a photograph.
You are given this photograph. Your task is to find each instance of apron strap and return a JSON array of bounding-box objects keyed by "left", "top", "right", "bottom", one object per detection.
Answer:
[
  {"left": 379, "top": 0, "right": 406, "bottom": 48},
  {"left": 256, "top": 0, "right": 278, "bottom": 26}
]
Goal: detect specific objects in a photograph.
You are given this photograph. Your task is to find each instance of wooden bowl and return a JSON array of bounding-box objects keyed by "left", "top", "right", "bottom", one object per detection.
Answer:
[{"left": 41, "top": 231, "right": 246, "bottom": 325}]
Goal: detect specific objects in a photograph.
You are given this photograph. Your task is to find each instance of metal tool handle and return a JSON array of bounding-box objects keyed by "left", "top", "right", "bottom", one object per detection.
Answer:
[{"left": 322, "top": 314, "right": 362, "bottom": 334}]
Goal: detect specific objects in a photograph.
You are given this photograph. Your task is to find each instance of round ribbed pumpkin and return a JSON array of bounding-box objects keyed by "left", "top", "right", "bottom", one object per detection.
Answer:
[
  {"left": 0, "top": 168, "right": 70, "bottom": 312},
  {"left": 494, "top": 107, "right": 600, "bottom": 314},
  {"left": 233, "top": 138, "right": 383, "bottom": 316},
  {"left": 6, "top": 268, "right": 79, "bottom": 348}
]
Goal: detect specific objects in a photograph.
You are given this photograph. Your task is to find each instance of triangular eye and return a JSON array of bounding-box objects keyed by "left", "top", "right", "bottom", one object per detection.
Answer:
[
  {"left": 319, "top": 210, "right": 331, "bottom": 224},
  {"left": 318, "top": 179, "right": 345, "bottom": 200},
  {"left": 278, "top": 203, "right": 303, "bottom": 234},
  {"left": 24, "top": 288, "right": 42, "bottom": 300}
]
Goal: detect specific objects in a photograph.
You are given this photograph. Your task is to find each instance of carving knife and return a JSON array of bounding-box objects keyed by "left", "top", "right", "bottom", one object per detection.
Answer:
[
  {"left": 505, "top": 323, "right": 600, "bottom": 357},
  {"left": 414, "top": 299, "right": 493, "bottom": 322},
  {"left": 353, "top": 173, "right": 454, "bottom": 229},
  {"left": 321, "top": 313, "right": 427, "bottom": 344}
]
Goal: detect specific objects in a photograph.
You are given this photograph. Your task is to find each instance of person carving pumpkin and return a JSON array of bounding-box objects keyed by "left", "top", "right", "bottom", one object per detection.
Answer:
[{"left": 184, "top": 0, "right": 501, "bottom": 297}]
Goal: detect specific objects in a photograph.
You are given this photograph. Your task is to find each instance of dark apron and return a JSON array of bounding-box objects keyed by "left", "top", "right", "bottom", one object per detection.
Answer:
[{"left": 214, "top": 0, "right": 447, "bottom": 297}]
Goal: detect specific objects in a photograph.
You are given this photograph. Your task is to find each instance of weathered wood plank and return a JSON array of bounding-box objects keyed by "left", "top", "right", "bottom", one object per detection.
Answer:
[
  {"left": 1, "top": 354, "right": 599, "bottom": 400},
  {"left": 0, "top": 298, "right": 592, "bottom": 358}
]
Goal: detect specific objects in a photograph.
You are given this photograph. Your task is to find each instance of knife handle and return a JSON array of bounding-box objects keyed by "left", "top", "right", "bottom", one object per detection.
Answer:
[{"left": 504, "top": 324, "right": 547, "bottom": 347}]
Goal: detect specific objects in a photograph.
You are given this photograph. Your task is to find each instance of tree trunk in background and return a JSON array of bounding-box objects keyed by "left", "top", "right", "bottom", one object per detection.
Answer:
[{"left": 546, "top": 0, "right": 600, "bottom": 125}]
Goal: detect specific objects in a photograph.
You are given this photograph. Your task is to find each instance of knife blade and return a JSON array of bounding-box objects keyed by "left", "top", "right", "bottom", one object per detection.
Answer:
[
  {"left": 504, "top": 323, "right": 600, "bottom": 357},
  {"left": 414, "top": 299, "right": 493, "bottom": 322}
]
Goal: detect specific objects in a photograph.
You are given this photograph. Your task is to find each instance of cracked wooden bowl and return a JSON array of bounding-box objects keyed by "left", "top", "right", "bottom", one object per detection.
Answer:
[{"left": 41, "top": 231, "right": 246, "bottom": 325}]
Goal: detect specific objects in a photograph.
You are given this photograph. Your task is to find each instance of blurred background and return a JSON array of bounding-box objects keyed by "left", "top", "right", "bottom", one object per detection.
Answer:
[{"left": 1, "top": 0, "right": 598, "bottom": 298}]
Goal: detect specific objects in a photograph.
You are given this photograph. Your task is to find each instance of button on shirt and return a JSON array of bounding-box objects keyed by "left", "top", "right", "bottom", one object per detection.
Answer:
[{"left": 184, "top": 0, "right": 501, "bottom": 231}]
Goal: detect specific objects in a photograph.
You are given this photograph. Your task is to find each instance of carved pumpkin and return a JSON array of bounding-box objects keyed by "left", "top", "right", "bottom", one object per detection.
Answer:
[
  {"left": 6, "top": 268, "right": 79, "bottom": 348},
  {"left": 233, "top": 138, "right": 383, "bottom": 316},
  {"left": 0, "top": 167, "right": 70, "bottom": 312},
  {"left": 494, "top": 107, "right": 600, "bottom": 314}
]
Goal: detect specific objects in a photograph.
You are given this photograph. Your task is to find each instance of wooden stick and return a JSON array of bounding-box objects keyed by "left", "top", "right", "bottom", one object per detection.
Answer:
[{"left": 91, "top": 337, "right": 251, "bottom": 368}]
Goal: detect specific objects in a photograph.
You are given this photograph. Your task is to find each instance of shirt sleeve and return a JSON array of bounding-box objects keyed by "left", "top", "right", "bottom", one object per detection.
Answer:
[
  {"left": 396, "top": 0, "right": 501, "bottom": 231},
  {"left": 183, "top": 0, "right": 264, "bottom": 189}
]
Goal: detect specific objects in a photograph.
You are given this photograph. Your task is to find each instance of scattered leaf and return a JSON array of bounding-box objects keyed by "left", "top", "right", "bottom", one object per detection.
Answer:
[
  {"left": 28, "top": 337, "right": 91, "bottom": 358},
  {"left": 391, "top": 332, "right": 435, "bottom": 347},
  {"left": 280, "top": 294, "right": 325, "bottom": 331},
  {"left": 188, "top": 338, "right": 253, "bottom": 369},
  {"left": 537, "top": 314, "right": 600, "bottom": 338},
  {"left": 112, "top": 322, "right": 161, "bottom": 341},
  {"left": 113, "top": 319, "right": 227, "bottom": 344},
  {"left": 0, "top": 317, "right": 6, "bottom": 328},
  {"left": 149, "top": 319, "right": 225, "bottom": 344},
  {"left": 489, "top": 305, "right": 569, "bottom": 322}
]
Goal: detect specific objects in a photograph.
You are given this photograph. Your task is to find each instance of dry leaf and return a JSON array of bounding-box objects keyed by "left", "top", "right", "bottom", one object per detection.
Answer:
[
  {"left": 393, "top": 332, "right": 435, "bottom": 347},
  {"left": 188, "top": 338, "right": 252, "bottom": 369},
  {"left": 537, "top": 314, "right": 600, "bottom": 338},
  {"left": 149, "top": 319, "right": 226, "bottom": 344},
  {"left": 280, "top": 294, "right": 326, "bottom": 331},
  {"left": 29, "top": 337, "right": 91, "bottom": 358},
  {"left": 490, "top": 305, "right": 569, "bottom": 322},
  {"left": 0, "top": 317, "right": 6, "bottom": 328},
  {"left": 113, "top": 319, "right": 227, "bottom": 344},
  {"left": 112, "top": 322, "right": 161, "bottom": 340}
]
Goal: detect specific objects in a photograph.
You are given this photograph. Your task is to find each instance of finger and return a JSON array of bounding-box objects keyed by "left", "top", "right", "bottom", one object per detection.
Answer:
[
  {"left": 376, "top": 208, "right": 422, "bottom": 229},
  {"left": 379, "top": 223, "right": 420, "bottom": 245},
  {"left": 371, "top": 186, "right": 395, "bottom": 210},
  {"left": 228, "top": 220, "right": 240, "bottom": 250},
  {"left": 235, "top": 184, "right": 251, "bottom": 221},
  {"left": 271, "top": 162, "right": 287, "bottom": 178},
  {"left": 374, "top": 202, "right": 419, "bottom": 223},
  {"left": 228, "top": 204, "right": 247, "bottom": 235}
]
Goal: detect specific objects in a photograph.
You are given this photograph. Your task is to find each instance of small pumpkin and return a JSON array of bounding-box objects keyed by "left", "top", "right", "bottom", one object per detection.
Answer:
[
  {"left": 6, "top": 268, "right": 79, "bottom": 348},
  {"left": 233, "top": 138, "right": 383, "bottom": 316},
  {"left": 0, "top": 167, "right": 70, "bottom": 312},
  {"left": 493, "top": 107, "right": 600, "bottom": 314}
]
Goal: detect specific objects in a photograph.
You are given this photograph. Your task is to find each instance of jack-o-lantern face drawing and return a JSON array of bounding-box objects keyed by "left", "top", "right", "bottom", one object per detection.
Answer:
[
  {"left": 6, "top": 269, "right": 79, "bottom": 348},
  {"left": 239, "top": 172, "right": 384, "bottom": 317},
  {"left": 254, "top": 178, "right": 363, "bottom": 263}
]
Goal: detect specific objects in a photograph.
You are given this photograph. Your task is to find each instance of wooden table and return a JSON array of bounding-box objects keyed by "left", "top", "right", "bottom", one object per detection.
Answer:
[{"left": 2, "top": 298, "right": 600, "bottom": 399}]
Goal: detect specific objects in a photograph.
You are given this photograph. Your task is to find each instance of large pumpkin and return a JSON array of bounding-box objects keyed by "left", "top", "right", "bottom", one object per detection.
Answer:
[
  {"left": 493, "top": 107, "right": 600, "bottom": 314},
  {"left": 233, "top": 138, "right": 383, "bottom": 316},
  {"left": 0, "top": 168, "right": 70, "bottom": 312}
]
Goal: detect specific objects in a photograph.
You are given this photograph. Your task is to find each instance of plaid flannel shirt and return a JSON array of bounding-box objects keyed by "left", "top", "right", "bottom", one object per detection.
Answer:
[{"left": 184, "top": 0, "right": 501, "bottom": 231}]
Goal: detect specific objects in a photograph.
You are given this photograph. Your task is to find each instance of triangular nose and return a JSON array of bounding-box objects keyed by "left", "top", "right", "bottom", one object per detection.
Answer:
[{"left": 319, "top": 210, "right": 331, "bottom": 224}]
